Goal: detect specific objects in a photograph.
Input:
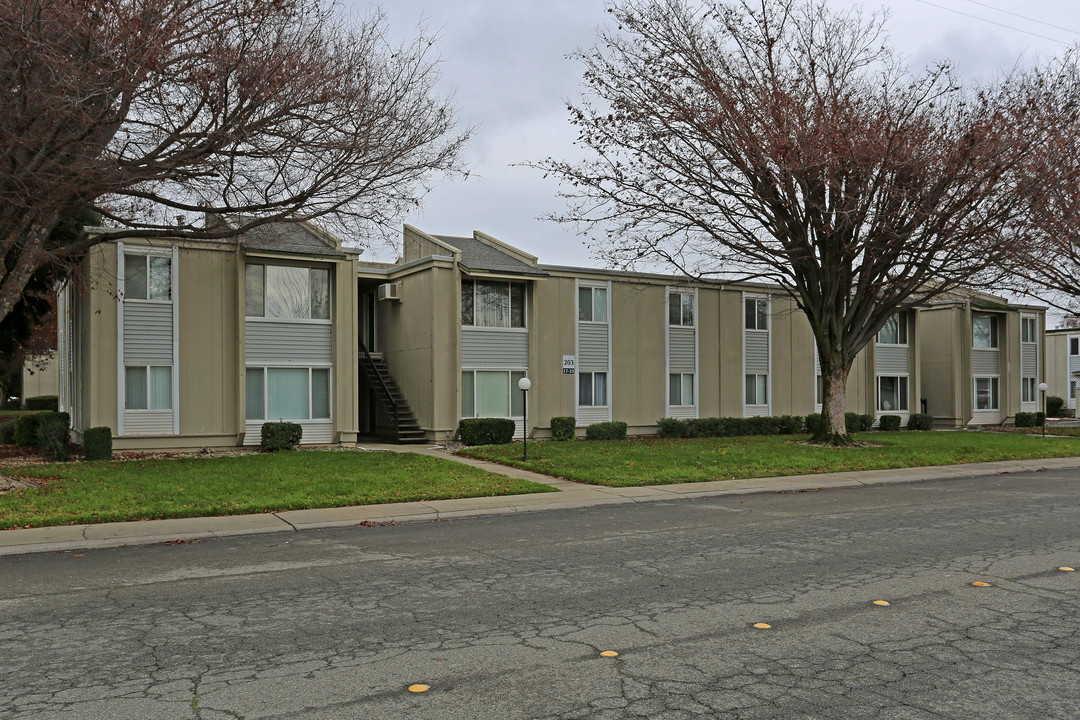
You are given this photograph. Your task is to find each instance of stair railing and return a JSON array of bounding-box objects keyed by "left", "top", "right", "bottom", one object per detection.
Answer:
[{"left": 359, "top": 340, "right": 399, "bottom": 443}]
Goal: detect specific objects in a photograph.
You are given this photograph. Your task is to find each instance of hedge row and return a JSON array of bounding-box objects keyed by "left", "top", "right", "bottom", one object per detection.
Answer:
[
  {"left": 458, "top": 418, "right": 516, "bottom": 446},
  {"left": 1015, "top": 411, "right": 1047, "bottom": 428}
]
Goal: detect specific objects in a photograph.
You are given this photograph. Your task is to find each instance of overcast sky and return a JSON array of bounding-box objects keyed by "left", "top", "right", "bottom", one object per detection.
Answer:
[{"left": 360, "top": 0, "right": 1079, "bottom": 292}]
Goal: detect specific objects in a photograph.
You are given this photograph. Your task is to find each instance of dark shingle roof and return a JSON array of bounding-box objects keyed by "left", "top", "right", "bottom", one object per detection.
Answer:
[
  {"left": 240, "top": 220, "right": 346, "bottom": 258},
  {"left": 434, "top": 235, "right": 546, "bottom": 276}
]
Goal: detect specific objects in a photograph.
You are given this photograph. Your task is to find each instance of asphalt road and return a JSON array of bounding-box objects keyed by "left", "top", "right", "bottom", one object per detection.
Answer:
[{"left": 2, "top": 470, "right": 1078, "bottom": 719}]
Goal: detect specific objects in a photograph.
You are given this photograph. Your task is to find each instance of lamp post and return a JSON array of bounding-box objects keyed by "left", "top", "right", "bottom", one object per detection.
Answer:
[
  {"left": 518, "top": 377, "right": 532, "bottom": 460},
  {"left": 1039, "top": 382, "right": 1049, "bottom": 437}
]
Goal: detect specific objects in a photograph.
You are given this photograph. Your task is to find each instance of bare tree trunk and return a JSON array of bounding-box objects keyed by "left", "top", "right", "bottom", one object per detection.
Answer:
[
  {"left": 814, "top": 352, "right": 852, "bottom": 444},
  {"left": 0, "top": 225, "right": 49, "bottom": 325}
]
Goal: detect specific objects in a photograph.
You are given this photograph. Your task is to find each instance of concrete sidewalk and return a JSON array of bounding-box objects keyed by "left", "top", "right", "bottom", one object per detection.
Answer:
[{"left": 2, "top": 448, "right": 1078, "bottom": 557}]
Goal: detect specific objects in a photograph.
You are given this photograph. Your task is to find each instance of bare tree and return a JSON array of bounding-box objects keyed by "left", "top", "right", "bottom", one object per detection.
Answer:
[
  {"left": 537, "top": 0, "right": 1079, "bottom": 443},
  {"left": 0, "top": 0, "right": 469, "bottom": 326}
]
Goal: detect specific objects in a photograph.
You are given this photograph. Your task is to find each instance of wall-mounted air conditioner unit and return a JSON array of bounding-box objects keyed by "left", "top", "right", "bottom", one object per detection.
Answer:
[{"left": 377, "top": 282, "right": 401, "bottom": 302}]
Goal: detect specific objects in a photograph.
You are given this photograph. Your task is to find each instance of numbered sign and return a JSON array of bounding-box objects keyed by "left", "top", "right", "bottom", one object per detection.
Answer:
[{"left": 562, "top": 355, "right": 576, "bottom": 375}]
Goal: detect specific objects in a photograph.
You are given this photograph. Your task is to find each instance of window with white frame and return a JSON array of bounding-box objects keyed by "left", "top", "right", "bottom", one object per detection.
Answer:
[
  {"left": 1021, "top": 317, "right": 1037, "bottom": 343},
  {"left": 124, "top": 366, "right": 172, "bottom": 410},
  {"left": 461, "top": 280, "right": 525, "bottom": 328},
  {"left": 974, "top": 377, "right": 999, "bottom": 410},
  {"left": 668, "top": 292, "right": 694, "bottom": 327},
  {"left": 123, "top": 254, "right": 171, "bottom": 300},
  {"left": 745, "top": 297, "right": 768, "bottom": 330},
  {"left": 877, "top": 376, "right": 909, "bottom": 412},
  {"left": 578, "top": 286, "right": 608, "bottom": 323},
  {"left": 246, "top": 264, "right": 330, "bottom": 320},
  {"left": 1022, "top": 377, "right": 1037, "bottom": 403},
  {"left": 1071, "top": 337, "right": 1079, "bottom": 356},
  {"left": 578, "top": 371, "right": 608, "bottom": 406},
  {"left": 877, "top": 314, "right": 908, "bottom": 345},
  {"left": 461, "top": 370, "right": 526, "bottom": 418},
  {"left": 669, "top": 373, "right": 694, "bottom": 406},
  {"left": 745, "top": 374, "right": 767, "bottom": 405},
  {"left": 816, "top": 374, "right": 824, "bottom": 407},
  {"left": 973, "top": 315, "right": 998, "bottom": 349},
  {"left": 245, "top": 367, "right": 330, "bottom": 420}
]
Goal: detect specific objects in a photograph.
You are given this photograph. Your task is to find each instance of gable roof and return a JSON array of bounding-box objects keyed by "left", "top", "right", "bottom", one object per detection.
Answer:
[
  {"left": 434, "top": 234, "right": 547, "bottom": 276},
  {"left": 238, "top": 220, "right": 347, "bottom": 258}
]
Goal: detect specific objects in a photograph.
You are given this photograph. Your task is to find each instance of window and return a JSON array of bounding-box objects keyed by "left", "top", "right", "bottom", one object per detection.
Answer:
[
  {"left": 579, "top": 371, "right": 608, "bottom": 406},
  {"left": 669, "top": 373, "right": 694, "bottom": 406},
  {"left": 1071, "top": 337, "right": 1079, "bottom": 356},
  {"left": 816, "top": 374, "right": 824, "bottom": 407},
  {"left": 745, "top": 374, "right": 767, "bottom": 405},
  {"left": 668, "top": 292, "right": 694, "bottom": 327},
  {"left": 460, "top": 370, "right": 526, "bottom": 417},
  {"left": 1021, "top": 317, "right": 1037, "bottom": 343},
  {"left": 1022, "top": 377, "right": 1037, "bottom": 403},
  {"left": 745, "top": 297, "right": 768, "bottom": 330},
  {"left": 461, "top": 280, "right": 526, "bottom": 328},
  {"left": 124, "top": 366, "right": 172, "bottom": 410},
  {"left": 877, "top": 314, "right": 908, "bottom": 345},
  {"left": 973, "top": 315, "right": 998, "bottom": 349},
  {"left": 974, "top": 377, "right": 999, "bottom": 411},
  {"left": 877, "top": 376, "right": 909, "bottom": 412},
  {"left": 123, "top": 254, "right": 171, "bottom": 300},
  {"left": 245, "top": 367, "right": 331, "bottom": 420},
  {"left": 245, "top": 264, "right": 330, "bottom": 320},
  {"left": 578, "top": 286, "right": 608, "bottom": 323}
]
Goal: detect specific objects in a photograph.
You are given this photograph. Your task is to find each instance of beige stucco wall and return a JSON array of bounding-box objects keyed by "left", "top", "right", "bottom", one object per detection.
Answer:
[
  {"left": 21, "top": 352, "right": 58, "bottom": 401},
  {"left": 919, "top": 305, "right": 966, "bottom": 426},
  {"left": 1046, "top": 331, "right": 1077, "bottom": 408},
  {"left": 530, "top": 275, "right": 580, "bottom": 430}
]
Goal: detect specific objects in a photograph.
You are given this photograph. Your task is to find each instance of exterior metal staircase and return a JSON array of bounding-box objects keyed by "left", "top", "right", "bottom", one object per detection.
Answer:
[{"left": 358, "top": 342, "right": 427, "bottom": 444}]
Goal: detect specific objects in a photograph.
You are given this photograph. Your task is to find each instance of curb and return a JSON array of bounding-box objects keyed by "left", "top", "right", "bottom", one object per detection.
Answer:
[{"left": 1, "top": 456, "right": 1078, "bottom": 557}]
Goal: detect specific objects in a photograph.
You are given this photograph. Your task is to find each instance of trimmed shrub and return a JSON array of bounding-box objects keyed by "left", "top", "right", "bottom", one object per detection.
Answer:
[
  {"left": 776, "top": 415, "right": 805, "bottom": 434},
  {"left": 845, "top": 412, "right": 874, "bottom": 433},
  {"left": 550, "top": 416, "right": 576, "bottom": 442},
  {"left": 878, "top": 414, "right": 902, "bottom": 432},
  {"left": 585, "top": 421, "right": 628, "bottom": 441},
  {"left": 746, "top": 415, "right": 780, "bottom": 435},
  {"left": 1015, "top": 411, "right": 1037, "bottom": 428},
  {"left": 36, "top": 413, "right": 71, "bottom": 461},
  {"left": 1036, "top": 411, "right": 1046, "bottom": 426},
  {"left": 458, "top": 418, "right": 515, "bottom": 446},
  {"left": 907, "top": 413, "right": 933, "bottom": 431},
  {"left": 261, "top": 421, "right": 303, "bottom": 451},
  {"left": 805, "top": 413, "right": 822, "bottom": 435},
  {"left": 14, "top": 413, "right": 43, "bottom": 446},
  {"left": 83, "top": 426, "right": 113, "bottom": 461},
  {"left": 24, "top": 395, "right": 58, "bottom": 411},
  {"left": 0, "top": 420, "right": 14, "bottom": 444},
  {"left": 1046, "top": 395, "right": 1065, "bottom": 418},
  {"left": 686, "top": 417, "right": 723, "bottom": 438},
  {"left": 657, "top": 417, "right": 687, "bottom": 439}
]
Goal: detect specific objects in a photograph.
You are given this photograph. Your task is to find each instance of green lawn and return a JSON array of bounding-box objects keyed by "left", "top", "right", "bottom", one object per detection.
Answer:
[
  {"left": 0, "top": 451, "right": 555, "bottom": 529},
  {"left": 459, "top": 432, "right": 1080, "bottom": 487}
]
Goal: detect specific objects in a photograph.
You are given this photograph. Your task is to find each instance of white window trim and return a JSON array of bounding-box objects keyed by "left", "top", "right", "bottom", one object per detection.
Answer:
[
  {"left": 245, "top": 263, "right": 333, "bottom": 323},
  {"left": 668, "top": 372, "right": 696, "bottom": 407},
  {"left": 460, "top": 368, "right": 529, "bottom": 419},
  {"left": 1020, "top": 314, "right": 1038, "bottom": 345},
  {"left": 1021, "top": 376, "right": 1038, "bottom": 403},
  {"left": 876, "top": 374, "right": 910, "bottom": 413},
  {"left": 666, "top": 286, "right": 699, "bottom": 418},
  {"left": 876, "top": 313, "right": 909, "bottom": 347},
  {"left": 972, "top": 314, "right": 999, "bottom": 350},
  {"left": 575, "top": 279, "right": 612, "bottom": 424},
  {"left": 742, "top": 293, "right": 771, "bottom": 415},
  {"left": 576, "top": 283, "right": 610, "bottom": 325},
  {"left": 577, "top": 370, "right": 610, "bottom": 408},
  {"left": 667, "top": 289, "right": 696, "bottom": 328},
  {"left": 460, "top": 278, "right": 527, "bottom": 329},
  {"left": 117, "top": 243, "right": 179, "bottom": 436},
  {"left": 245, "top": 365, "right": 333, "bottom": 422}
]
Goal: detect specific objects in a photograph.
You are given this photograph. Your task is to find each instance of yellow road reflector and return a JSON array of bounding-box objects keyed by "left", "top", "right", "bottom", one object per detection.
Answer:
[
  {"left": 408, "top": 684, "right": 429, "bottom": 693},
  {"left": 1059, "top": 567, "right": 1075, "bottom": 572},
  {"left": 753, "top": 623, "right": 772, "bottom": 629},
  {"left": 873, "top": 600, "right": 891, "bottom": 606},
  {"left": 971, "top": 581, "right": 991, "bottom": 587},
  {"left": 600, "top": 650, "right": 619, "bottom": 657}
]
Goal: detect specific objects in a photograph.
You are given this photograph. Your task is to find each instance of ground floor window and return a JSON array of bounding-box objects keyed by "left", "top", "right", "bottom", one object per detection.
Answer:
[
  {"left": 125, "top": 366, "right": 172, "bottom": 410},
  {"left": 877, "top": 376, "right": 909, "bottom": 412},
  {"left": 461, "top": 369, "right": 526, "bottom": 418},
  {"left": 815, "top": 374, "right": 824, "bottom": 407},
  {"left": 579, "top": 371, "right": 608, "bottom": 407},
  {"left": 974, "top": 376, "right": 999, "bottom": 411},
  {"left": 1022, "top": 377, "right": 1037, "bottom": 403},
  {"left": 669, "top": 373, "right": 694, "bottom": 406},
  {"left": 745, "top": 374, "right": 767, "bottom": 405},
  {"left": 246, "top": 367, "right": 330, "bottom": 420}
]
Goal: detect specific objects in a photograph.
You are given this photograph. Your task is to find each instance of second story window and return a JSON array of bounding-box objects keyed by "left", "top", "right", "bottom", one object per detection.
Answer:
[
  {"left": 973, "top": 315, "right": 998, "bottom": 349},
  {"left": 246, "top": 264, "right": 329, "bottom": 320},
  {"left": 745, "top": 297, "right": 768, "bottom": 330},
  {"left": 124, "top": 254, "right": 171, "bottom": 301},
  {"left": 461, "top": 279, "right": 525, "bottom": 328},
  {"left": 669, "top": 291, "right": 694, "bottom": 327},
  {"left": 578, "top": 285, "right": 608, "bottom": 323},
  {"left": 1021, "top": 317, "right": 1037, "bottom": 343},
  {"left": 877, "top": 314, "right": 908, "bottom": 345}
]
